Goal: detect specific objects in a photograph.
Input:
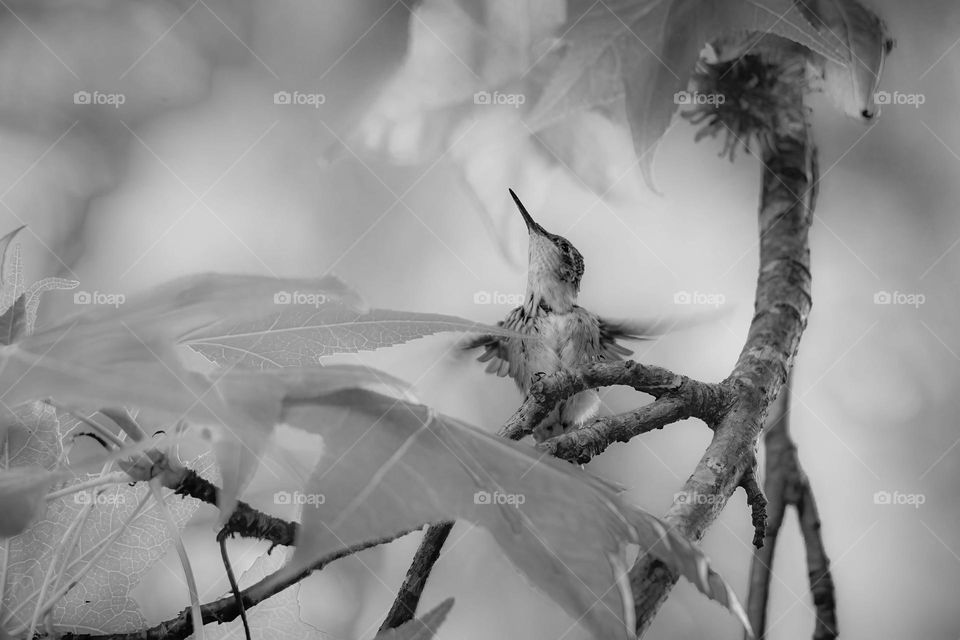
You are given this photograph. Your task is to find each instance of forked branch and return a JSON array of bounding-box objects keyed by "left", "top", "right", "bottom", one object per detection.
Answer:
[{"left": 746, "top": 378, "right": 837, "bottom": 639}]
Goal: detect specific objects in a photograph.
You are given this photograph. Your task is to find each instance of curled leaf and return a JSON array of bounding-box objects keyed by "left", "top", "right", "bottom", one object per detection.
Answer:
[
  {"left": 797, "top": 0, "right": 893, "bottom": 120},
  {"left": 24, "top": 277, "right": 79, "bottom": 334}
]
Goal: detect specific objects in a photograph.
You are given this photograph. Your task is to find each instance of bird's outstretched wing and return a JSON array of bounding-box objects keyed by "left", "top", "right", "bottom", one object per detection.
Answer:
[
  {"left": 597, "top": 317, "right": 656, "bottom": 361},
  {"left": 460, "top": 306, "right": 528, "bottom": 385}
]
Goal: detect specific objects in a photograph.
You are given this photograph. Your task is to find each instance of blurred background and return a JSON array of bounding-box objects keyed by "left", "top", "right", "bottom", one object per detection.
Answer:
[{"left": 1, "top": 0, "right": 958, "bottom": 638}]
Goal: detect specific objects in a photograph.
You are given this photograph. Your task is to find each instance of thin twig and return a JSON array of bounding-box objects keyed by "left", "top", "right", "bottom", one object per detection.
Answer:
[
  {"left": 536, "top": 396, "right": 693, "bottom": 464},
  {"left": 171, "top": 468, "right": 299, "bottom": 548},
  {"left": 746, "top": 378, "right": 792, "bottom": 637},
  {"left": 217, "top": 531, "right": 250, "bottom": 640},
  {"left": 377, "top": 523, "right": 453, "bottom": 632},
  {"left": 59, "top": 527, "right": 419, "bottom": 640},
  {"left": 740, "top": 469, "right": 768, "bottom": 550},
  {"left": 797, "top": 478, "right": 837, "bottom": 639},
  {"left": 499, "top": 361, "right": 723, "bottom": 440}
]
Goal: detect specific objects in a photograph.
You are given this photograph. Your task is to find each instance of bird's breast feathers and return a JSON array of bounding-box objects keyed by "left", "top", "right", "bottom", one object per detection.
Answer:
[{"left": 505, "top": 306, "right": 602, "bottom": 390}]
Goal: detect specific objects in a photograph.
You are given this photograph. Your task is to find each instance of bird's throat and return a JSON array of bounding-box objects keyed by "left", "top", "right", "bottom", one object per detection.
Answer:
[{"left": 525, "top": 279, "right": 577, "bottom": 315}]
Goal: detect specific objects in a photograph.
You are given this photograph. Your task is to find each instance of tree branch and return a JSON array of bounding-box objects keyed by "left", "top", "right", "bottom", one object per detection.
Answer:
[
  {"left": 381, "top": 364, "right": 726, "bottom": 629},
  {"left": 377, "top": 522, "right": 454, "bottom": 633},
  {"left": 499, "top": 361, "right": 725, "bottom": 440},
  {"left": 740, "top": 468, "right": 768, "bottom": 550},
  {"left": 797, "top": 474, "right": 837, "bottom": 640},
  {"left": 383, "top": 68, "right": 819, "bottom": 637},
  {"left": 58, "top": 528, "right": 419, "bottom": 640},
  {"left": 536, "top": 396, "right": 691, "bottom": 464},
  {"left": 629, "top": 121, "right": 817, "bottom": 633},
  {"left": 746, "top": 377, "right": 837, "bottom": 639},
  {"left": 746, "top": 376, "right": 792, "bottom": 635},
  {"left": 171, "top": 468, "right": 298, "bottom": 549}
]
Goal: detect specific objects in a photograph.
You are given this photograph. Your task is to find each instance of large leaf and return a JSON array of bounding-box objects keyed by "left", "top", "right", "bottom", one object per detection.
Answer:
[
  {"left": 0, "top": 403, "right": 210, "bottom": 635},
  {"left": 0, "top": 464, "right": 54, "bottom": 537},
  {"left": 186, "top": 305, "right": 514, "bottom": 369},
  {"left": 195, "top": 548, "right": 329, "bottom": 640},
  {"left": 0, "top": 274, "right": 368, "bottom": 427},
  {"left": 196, "top": 550, "right": 453, "bottom": 640},
  {"left": 263, "top": 388, "right": 748, "bottom": 640},
  {"left": 0, "top": 273, "right": 509, "bottom": 516},
  {"left": 528, "top": 0, "right": 879, "bottom": 186},
  {"left": 0, "top": 274, "right": 363, "bottom": 516}
]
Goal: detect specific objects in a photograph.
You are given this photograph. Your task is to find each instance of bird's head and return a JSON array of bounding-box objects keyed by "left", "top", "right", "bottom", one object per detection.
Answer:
[{"left": 510, "top": 189, "right": 583, "bottom": 312}]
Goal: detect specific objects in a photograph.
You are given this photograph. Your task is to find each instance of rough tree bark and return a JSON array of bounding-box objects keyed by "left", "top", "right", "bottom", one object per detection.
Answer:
[
  {"left": 629, "top": 109, "right": 817, "bottom": 633},
  {"left": 746, "top": 376, "right": 837, "bottom": 639}
]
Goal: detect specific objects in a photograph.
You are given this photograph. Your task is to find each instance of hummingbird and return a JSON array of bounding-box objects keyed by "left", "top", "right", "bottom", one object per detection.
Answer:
[{"left": 463, "top": 189, "right": 651, "bottom": 442}]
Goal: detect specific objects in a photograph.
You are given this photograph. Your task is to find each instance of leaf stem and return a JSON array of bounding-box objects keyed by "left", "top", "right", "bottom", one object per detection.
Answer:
[
  {"left": 58, "top": 527, "right": 420, "bottom": 640},
  {"left": 51, "top": 404, "right": 124, "bottom": 450},
  {"left": 149, "top": 479, "right": 204, "bottom": 640},
  {"left": 217, "top": 530, "right": 250, "bottom": 640},
  {"left": 44, "top": 471, "right": 131, "bottom": 502}
]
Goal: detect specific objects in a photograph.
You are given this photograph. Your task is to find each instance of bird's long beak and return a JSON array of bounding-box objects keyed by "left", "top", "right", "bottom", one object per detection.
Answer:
[{"left": 509, "top": 189, "right": 547, "bottom": 236}]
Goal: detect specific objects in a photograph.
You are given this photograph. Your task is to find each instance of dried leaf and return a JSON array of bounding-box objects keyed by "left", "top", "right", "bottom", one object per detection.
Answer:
[
  {"left": 796, "top": 0, "right": 892, "bottom": 119},
  {"left": 0, "top": 402, "right": 212, "bottom": 633}
]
